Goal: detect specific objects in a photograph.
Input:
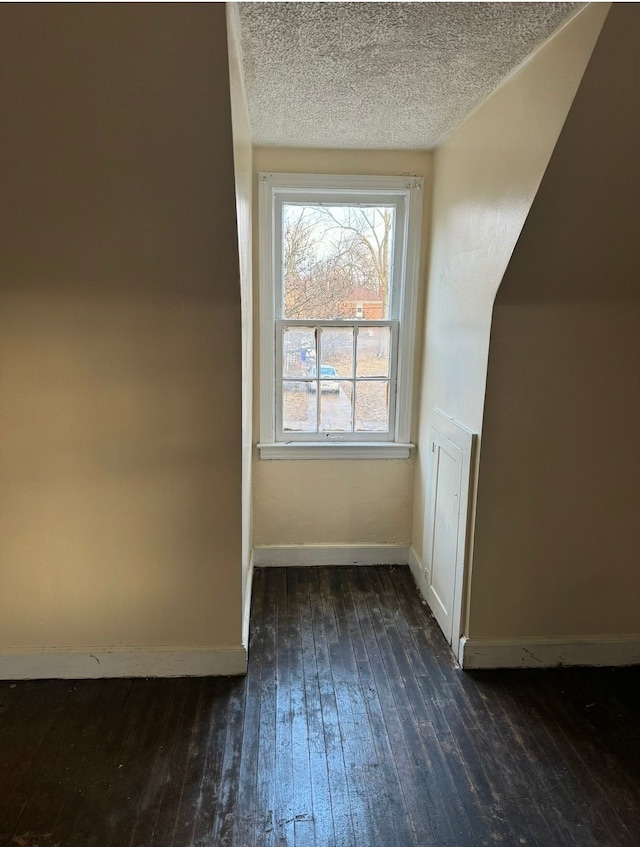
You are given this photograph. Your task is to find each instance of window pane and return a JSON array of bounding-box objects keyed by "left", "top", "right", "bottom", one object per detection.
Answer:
[
  {"left": 283, "top": 382, "right": 317, "bottom": 432},
  {"left": 283, "top": 326, "right": 316, "bottom": 379},
  {"left": 319, "top": 381, "right": 353, "bottom": 432},
  {"left": 320, "top": 327, "right": 354, "bottom": 378},
  {"left": 356, "top": 326, "right": 391, "bottom": 378},
  {"left": 355, "top": 381, "right": 390, "bottom": 432},
  {"left": 282, "top": 203, "right": 394, "bottom": 320}
]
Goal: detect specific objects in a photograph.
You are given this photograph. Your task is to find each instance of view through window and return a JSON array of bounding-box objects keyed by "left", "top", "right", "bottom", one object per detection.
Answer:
[{"left": 280, "top": 203, "right": 395, "bottom": 436}]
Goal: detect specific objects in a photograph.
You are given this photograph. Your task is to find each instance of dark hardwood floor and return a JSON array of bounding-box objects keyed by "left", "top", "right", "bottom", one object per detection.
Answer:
[{"left": 1, "top": 565, "right": 639, "bottom": 846}]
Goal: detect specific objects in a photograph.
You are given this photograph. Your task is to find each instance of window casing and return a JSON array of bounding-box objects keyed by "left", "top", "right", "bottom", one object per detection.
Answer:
[{"left": 258, "top": 173, "right": 422, "bottom": 459}]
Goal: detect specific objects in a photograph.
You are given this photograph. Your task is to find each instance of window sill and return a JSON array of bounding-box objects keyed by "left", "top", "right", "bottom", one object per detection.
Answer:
[{"left": 257, "top": 442, "right": 414, "bottom": 460}]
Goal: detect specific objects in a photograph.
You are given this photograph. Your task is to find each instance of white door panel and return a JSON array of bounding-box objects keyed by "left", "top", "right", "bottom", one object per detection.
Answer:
[
  {"left": 423, "top": 412, "right": 476, "bottom": 648},
  {"left": 429, "top": 441, "right": 462, "bottom": 634}
]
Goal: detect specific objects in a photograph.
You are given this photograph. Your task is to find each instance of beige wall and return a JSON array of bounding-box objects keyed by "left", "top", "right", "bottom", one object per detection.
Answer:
[
  {"left": 252, "top": 147, "right": 431, "bottom": 547},
  {"left": 411, "top": 4, "right": 609, "bottom": 580},
  {"left": 227, "top": 5, "right": 254, "bottom": 620},
  {"left": 470, "top": 3, "right": 640, "bottom": 639},
  {"left": 0, "top": 6, "right": 243, "bottom": 651}
]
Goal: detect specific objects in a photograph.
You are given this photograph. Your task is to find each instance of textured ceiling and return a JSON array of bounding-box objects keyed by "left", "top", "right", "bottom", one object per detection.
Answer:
[{"left": 237, "top": 2, "right": 579, "bottom": 150}]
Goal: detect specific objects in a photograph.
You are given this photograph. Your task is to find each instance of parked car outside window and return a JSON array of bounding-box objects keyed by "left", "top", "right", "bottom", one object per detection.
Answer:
[{"left": 308, "top": 364, "right": 340, "bottom": 393}]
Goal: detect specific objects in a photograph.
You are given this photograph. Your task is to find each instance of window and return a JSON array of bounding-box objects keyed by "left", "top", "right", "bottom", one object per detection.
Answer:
[{"left": 258, "top": 173, "right": 422, "bottom": 459}]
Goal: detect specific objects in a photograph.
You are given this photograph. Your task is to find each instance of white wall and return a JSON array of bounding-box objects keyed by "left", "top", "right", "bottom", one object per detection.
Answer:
[
  {"left": 227, "top": 4, "right": 254, "bottom": 639},
  {"left": 470, "top": 3, "right": 640, "bottom": 640},
  {"left": 252, "top": 147, "right": 432, "bottom": 548},
  {"left": 411, "top": 3, "right": 609, "bottom": 604},
  {"left": 0, "top": 5, "right": 245, "bottom": 674}
]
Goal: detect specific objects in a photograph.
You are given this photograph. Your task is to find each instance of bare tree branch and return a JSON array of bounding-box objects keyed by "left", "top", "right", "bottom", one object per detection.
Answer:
[{"left": 283, "top": 202, "right": 394, "bottom": 318}]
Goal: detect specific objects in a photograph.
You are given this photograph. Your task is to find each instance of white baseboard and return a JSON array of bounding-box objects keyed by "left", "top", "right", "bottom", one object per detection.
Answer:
[
  {"left": 409, "top": 550, "right": 640, "bottom": 671},
  {"left": 242, "top": 551, "right": 254, "bottom": 651},
  {"left": 408, "top": 545, "right": 425, "bottom": 592},
  {"left": 253, "top": 543, "right": 410, "bottom": 567},
  {"left": 459, "top": 635, "right": 640, "bottom": 669},
  {"left": 0, "top": 645, "right": 248, "bottom": 680}
]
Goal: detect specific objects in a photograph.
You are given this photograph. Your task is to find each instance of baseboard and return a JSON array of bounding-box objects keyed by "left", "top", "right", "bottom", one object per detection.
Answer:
[
  {"left": 0, "top": 646, "right": 248, "bottom": 680},
  {"left": 459, "top": 635, "right": 640, "bottom": 669},
  {"left": 253, "top": 543, "right": 410, "bottom": 567},
  {"left": 408, "top": 545, "right": 424, "bottom": 591},
  {"left": 242, "top": 551, "right": 254, "bottom": 650}
]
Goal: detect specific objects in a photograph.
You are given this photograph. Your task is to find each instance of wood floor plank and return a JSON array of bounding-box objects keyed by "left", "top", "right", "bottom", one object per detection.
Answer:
[
  {"left": 345, "top": 569, "right": 439, "bottom": 847},
  {"left": 0, "top": 681, "right": 29, "bottom": 740},
  {"left": 208, "top": 678, "right": 247, "bottom": 847},
  {"left": 255, "top": 567, "right": 279, "bottom": 847},
  {"left": 103, "top": 678, "right": 178, "bottom": 847},
  {"left": 286, "top": 569, "right": 317, "bottom": 847},
  {"left": 332, "top": 567, "right": 416, "bottom": 847},
  {"left": 50, "top": 679, "right": 136, "bottom": 846},
  {"left": 293, "top": 566, "right": 336, "bottom": 846},
  {"left": 77, "top": 677, "right": 163, "bottom": 845},
  {"left": 358, "top": 567, "right": 485, "bottom": 846},
  {"left": 442, "top": 673, "right": 557, "bottom": 847},
  {"left": 380, "top": 567, "right": 454, "bottom": 680},
  {"left": 227, "top": 567, "right": 267, "bottom": 847},
  {"left": 147, "top": 679, "right": 208, "bottom": 847},
  {"left": 0, "top": 680, "right": 73, "bottom": 839},
  {"left": 317, "top": 567, "right": 380, "bottom": 847},
  {"left": 20, "top": 680, "right": 132, "bottom": 847},
  {"left": 182, "top": 678, "right": 234, "bottom": 847},
  {"left": 554, "top": 668, "right": 640, "bottom": 823},
  {"left": 471, "top": 671, "right": 597, "bottom": 847},
  {"left": 307, "top": 568, "right": 357, "bottom": 847},
  {"left": 162, "top": 678, "right": 207, "bottom": 847},
  {"left": 515, "top": 670, "right": 640, "bottom": 846},
  {"left": 2, "top": 566, "right": 639, "bottom": 847},
  {"left": 274, "top": 568, "right": 296, "bottom": 847},
  {"left": 7, "top": 680, "right": 118, "bottom": 845}
]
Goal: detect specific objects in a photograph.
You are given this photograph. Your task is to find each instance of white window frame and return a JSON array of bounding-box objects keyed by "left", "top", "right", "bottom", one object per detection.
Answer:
[{"left": 258, "top": 172, "right": 422, "bottom": 460}]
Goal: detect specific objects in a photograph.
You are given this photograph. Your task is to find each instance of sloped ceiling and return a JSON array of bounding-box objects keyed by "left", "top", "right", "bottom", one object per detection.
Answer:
[{"left": 237, "top": 1, "right": 579, "bottom": 149}]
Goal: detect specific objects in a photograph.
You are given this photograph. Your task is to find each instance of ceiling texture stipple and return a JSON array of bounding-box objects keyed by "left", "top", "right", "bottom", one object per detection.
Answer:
[{"left": 237, "top": 2, "right": 579, "bottom": 150}]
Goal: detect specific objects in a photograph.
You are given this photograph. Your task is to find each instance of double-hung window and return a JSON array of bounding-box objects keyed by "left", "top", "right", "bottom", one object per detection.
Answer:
[{"left": 258, "top": 173, "right": 422, "bottom": 459}]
